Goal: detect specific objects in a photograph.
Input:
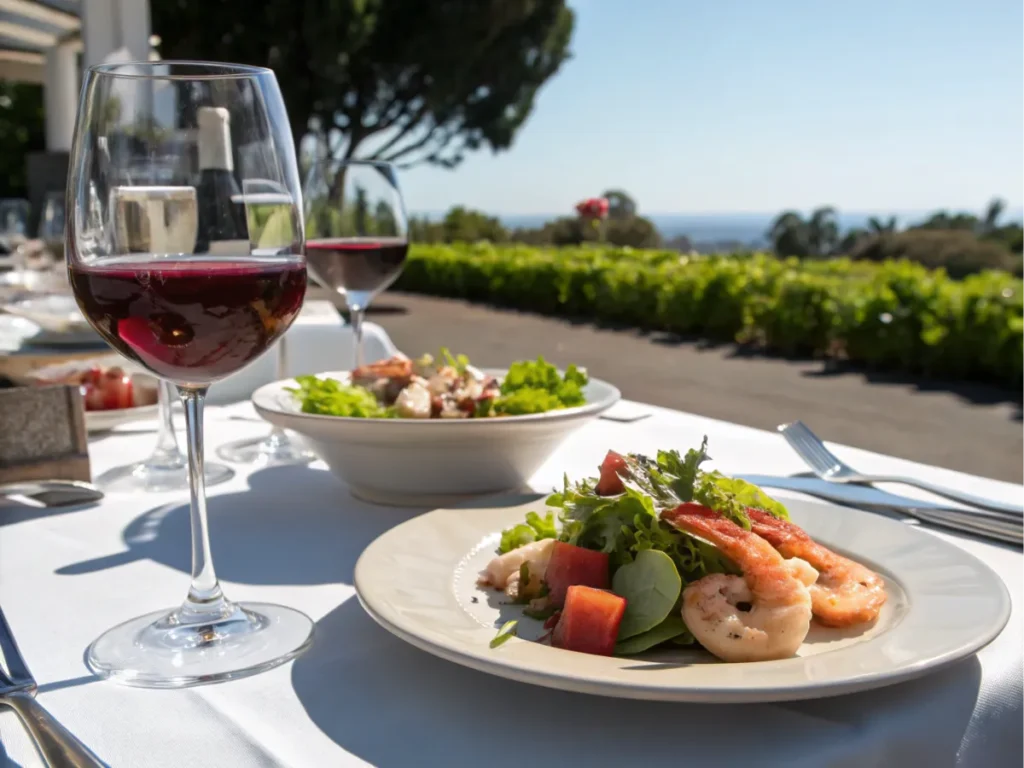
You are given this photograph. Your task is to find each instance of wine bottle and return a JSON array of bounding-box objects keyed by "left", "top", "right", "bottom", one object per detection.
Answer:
[{"left": 194, "top": 106, "right": 248, "bottom": 253}]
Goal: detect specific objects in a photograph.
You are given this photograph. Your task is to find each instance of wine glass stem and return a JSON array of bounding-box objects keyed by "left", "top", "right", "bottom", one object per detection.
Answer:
[
  {"left": 270, "top": 333, "right": 290, "bottom": 442},
  {"left": 149, "top": 381, "right": 183, "bottom": 464},
  {"left": 177, "top": 386, "right": 225, "bottom": 611},
  {"left": 350, "top": 306, "right": 365, "bottom": 370}
]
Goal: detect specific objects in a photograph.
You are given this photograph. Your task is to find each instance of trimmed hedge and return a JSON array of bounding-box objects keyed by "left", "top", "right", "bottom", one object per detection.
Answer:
[{"left": 394, "top": 244, "right": 1024, "bottom": 389}]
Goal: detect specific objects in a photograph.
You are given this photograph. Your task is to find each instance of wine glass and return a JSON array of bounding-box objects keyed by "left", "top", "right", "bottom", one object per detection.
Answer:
[
  {"left": 96, "top": 378, "right": 236, "bottom": 492},
  {"left": 95, "top": 186, "right": 234, "bottom": 492},
  {"left": 216, "top": 179, "right": 315, "bottom": 466},
  {"left": 302, "top": 159, "right": 408, "bottom": 368},
  {"left": 67, "top": 61, "right": 313, "bottom": 687},
  {"left": 37, "top": 190, "right": 66, "bottom": 266}
]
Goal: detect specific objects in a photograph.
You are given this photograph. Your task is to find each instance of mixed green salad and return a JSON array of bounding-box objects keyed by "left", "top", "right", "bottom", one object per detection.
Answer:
[
  {"left": 484, "top": 438, "right": 791, "bottom": 656},
  {"left": 288, "top": 351, "right": 589, "bottom": 419}
]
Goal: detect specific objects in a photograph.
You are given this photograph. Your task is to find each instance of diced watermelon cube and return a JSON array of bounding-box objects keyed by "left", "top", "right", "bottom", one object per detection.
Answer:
[
  {"left": 595, "top": 450, "right": 627, "bottom": 496},
  {"left": 551, "top": 585, "right": 627, "bottom": 656},
  {"left": 544, "top": 541, "right": 610, "bottom": 607}
]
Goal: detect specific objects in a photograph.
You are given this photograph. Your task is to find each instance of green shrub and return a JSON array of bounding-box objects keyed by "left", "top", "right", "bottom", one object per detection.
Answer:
[
  {"left": 395, "top": 244, "right": 1023, "bottom": 388},
  {"left": 850, "top": 230, "right": 1016, "bottom": 278}
]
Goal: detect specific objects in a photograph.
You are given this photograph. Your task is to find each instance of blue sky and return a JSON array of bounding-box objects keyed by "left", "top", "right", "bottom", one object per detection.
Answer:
[{"left": 398, "top": 0, "right": 1023, "bottom": 217}]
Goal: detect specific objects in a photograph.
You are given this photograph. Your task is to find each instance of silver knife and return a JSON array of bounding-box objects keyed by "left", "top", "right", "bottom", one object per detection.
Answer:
[
  {"left": 0, "top": 606, "right": 106, "bottom": 767},
  {"left": 738, "top": 474, "right": 1023, "bottom": 546}
]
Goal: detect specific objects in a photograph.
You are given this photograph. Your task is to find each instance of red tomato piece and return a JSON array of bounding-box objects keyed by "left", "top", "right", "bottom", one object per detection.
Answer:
[
  {"left": 551, "top": 585, "right": 627, "bottom": 656},
  {"left": 595, "top": 450, "right": 627, "bottom": 496},
  {"left": 81, "top": 382, "right": 105, "bottom": 411},
  {"left": 101, "top": 373, "right": 134, "bottom": 410},
  {"left": 544, "top": 541, "right": 610, "bottom": 607}
]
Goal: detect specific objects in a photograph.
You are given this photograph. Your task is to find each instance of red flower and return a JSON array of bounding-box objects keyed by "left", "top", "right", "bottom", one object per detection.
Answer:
[{"left": 575, "top": 197, "right": 609, "bottom": 220}]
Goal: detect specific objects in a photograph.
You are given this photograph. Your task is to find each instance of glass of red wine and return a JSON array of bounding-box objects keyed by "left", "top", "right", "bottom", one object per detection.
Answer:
[
  {"left": 67, "top": 61, "right": 313, "bottom": 687},
  {"left": 302, "top": 159, "right": 408, "bottom": 368},
  {"left": 216, "top": 179, "right": 315, "bottom": 467}
]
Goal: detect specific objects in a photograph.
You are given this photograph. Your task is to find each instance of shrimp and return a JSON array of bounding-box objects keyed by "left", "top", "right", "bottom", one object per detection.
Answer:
[
  {"left": 661, "top": 503, "right": 815, "bottom": 662},
  {"left": 477, "top": 538, "right": 556, "bottom": 592},
  {"left": 746, "top": 508, "right": 886, "bottom": 628},
  {"left": 351, "top": 354, "right": 412, "bottom": 382}
]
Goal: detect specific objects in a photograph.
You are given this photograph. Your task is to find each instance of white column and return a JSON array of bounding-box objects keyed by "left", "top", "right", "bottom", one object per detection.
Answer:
[
  {"left": 82, "top": 0, "right": 152, "bottom": 67},
  {"left": 43, "top": 42, "right": 78, "bottom": 151}
]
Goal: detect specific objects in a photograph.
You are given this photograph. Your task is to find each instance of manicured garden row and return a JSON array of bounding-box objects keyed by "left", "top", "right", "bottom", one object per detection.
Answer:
[{"left": 394, "top": 244, "right": 1023, "bottom": 388}]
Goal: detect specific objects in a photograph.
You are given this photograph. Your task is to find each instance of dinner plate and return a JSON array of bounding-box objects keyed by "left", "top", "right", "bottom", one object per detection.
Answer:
[
  {"left": 2, "top": 294, "right": 90, "bottom": 332},
  {"left": 354, "top": 495, "right": 1011, "bottom": 703},
  {"left": 85, "top": 404, "right": 159, "bottom": 433}
]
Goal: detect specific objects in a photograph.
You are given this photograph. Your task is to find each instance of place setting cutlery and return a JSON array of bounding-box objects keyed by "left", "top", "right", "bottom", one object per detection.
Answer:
[
  {"left": 738, "top": 420, "right": 1023, "bottom": 546},
  {"left": 0, "top": 606, "right": 105, "bottom": 767}
]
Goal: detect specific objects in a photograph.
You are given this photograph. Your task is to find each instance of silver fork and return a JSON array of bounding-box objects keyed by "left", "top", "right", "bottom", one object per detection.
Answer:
[
  {"left": 0, "top": 606, "right": 105, "bottom": 767},
  {"left": 779, "top": 421, "right": 1024, "bottom": 521}
]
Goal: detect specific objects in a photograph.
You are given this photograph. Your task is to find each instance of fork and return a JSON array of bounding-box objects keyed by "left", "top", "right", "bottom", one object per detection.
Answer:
[
  {"left": 779, "top": 421, "right": 1024, "bottom": 521},
  {"left": 0, "top": 606, "right": 105, "bottom": 767}
]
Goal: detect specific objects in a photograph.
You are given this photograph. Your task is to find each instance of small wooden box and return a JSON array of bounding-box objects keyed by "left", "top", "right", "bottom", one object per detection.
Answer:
[{"left": 0, "top": 384, "right": 90, "bottom": 483}]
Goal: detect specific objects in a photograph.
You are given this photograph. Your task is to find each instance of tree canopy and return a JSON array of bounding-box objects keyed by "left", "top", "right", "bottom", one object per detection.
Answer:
[
  {"left": 0, "top": 82, "right": 45, "bottom": 197},
  {"left": 152, "top": 0, "right": 574, "bottom": 168}
]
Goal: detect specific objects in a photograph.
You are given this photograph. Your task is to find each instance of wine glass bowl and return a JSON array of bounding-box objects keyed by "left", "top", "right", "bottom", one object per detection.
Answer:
[
  {"left": 66, "top": 60, "right": 313, "bottom": 687},
  {"left": 303, "top": 159, "right": 408, "bottom": 368}
]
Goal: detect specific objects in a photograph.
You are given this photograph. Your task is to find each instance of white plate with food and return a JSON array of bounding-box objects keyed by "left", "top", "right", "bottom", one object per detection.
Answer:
[
  {"left": 1, "top": 294, "right": 101, "bottom": 346},
  {"left": 354, "top": 440, "right": 1011, "bottom": 703},
  {"left": 253, "top": 350, "right": 620, "bottom": 506},
  {"left": 28, "top": 356, "right": 160, "bottom": 432}
]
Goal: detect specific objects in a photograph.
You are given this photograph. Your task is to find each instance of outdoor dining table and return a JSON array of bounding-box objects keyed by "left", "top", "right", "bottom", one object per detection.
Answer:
[{"left": 0, "top": 319, "right": 1020, "bottom": 767}]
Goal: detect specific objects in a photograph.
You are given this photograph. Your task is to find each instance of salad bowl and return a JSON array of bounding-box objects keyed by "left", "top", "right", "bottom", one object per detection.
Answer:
[{"left": 252, "top": 370, "right": 621, "bottom": 506}]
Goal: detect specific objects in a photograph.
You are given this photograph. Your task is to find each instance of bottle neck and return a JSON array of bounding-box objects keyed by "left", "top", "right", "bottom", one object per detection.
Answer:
[{"left": 197, "top": 106, "right": 234, "bottom": 173}]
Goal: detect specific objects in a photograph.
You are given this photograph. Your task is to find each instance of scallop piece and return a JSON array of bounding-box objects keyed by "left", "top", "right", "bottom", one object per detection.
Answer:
[{"left": 395, "top": 381, "right": 432, "bottom": 418}]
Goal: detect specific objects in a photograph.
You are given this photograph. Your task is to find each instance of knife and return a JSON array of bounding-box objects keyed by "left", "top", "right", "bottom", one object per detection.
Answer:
[{"left": 737, "top": 474, "right": 1023, "bottom": 547}]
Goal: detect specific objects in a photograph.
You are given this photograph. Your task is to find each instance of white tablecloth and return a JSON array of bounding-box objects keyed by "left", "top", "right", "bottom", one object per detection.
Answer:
[{"left": 1, "top": 406, "right": 1021, "bottom": 765}]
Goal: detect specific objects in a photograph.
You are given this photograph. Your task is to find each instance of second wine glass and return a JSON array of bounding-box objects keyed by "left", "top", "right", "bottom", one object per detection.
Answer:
[
  {"left": 217, "top": 180, "right": 314, "bottom": 467},
  {"left": 302, "top": 159, "right": 408, "bottom": 369}
]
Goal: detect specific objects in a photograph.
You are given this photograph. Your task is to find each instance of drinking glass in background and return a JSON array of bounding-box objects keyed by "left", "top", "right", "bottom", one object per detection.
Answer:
[
  {"left": 95, "top": 186, "right": 233, "bottom": 492},
  {"left": 217, "top": 179, "right": 315, "bottom": 466},
  {"left": 302, "top": 159, "right": 408, "bottom": 369},
  {"left": 0, "top": 197, "right": 30, "bottom": 269},
  {"left": 37, "top": 189, "right": 66, "bottom": 264},
  {"left": 66, "top": 61, "right": 313, "bottom": 687}
]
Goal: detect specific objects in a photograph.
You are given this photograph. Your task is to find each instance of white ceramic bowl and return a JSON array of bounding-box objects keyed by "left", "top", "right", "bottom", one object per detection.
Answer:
[{"left": 252, "top": 370, "right": 621, "bottom": 506}]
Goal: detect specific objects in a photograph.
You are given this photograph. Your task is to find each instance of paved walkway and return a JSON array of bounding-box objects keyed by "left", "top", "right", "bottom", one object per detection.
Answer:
[{"left": 318, "top": 290, "right": 1023, "bottom": 483}]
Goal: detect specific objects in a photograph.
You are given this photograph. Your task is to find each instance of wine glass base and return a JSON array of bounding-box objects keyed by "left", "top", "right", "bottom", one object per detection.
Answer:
[
  {"left": 217, "top": 433, "right": 315, "bottom": 467},
  {"left": 85, "top": 601, "right": 314, "bottom": 689},
  {"left": 95, "top": 459, "right": 235, "bottom": 493}
]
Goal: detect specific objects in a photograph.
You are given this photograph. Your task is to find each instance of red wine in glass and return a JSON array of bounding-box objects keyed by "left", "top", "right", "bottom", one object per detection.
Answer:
[
  {"left": 304, "top": 237, "right": 408, "bottom": 308},
  {"left": 69, "top": 255, "right": 307, "bottom": 385}
]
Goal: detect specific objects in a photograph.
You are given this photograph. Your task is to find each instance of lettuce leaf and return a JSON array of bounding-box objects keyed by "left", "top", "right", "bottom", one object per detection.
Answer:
[
  {"left": 287, "top": 376, "right": 388, "bottom": 418},
  {"left": 693, "top": 471, "right": 789, "bottom": 524},
  {"left": 498, "top": 511, "right": 557, "bottom": 553},
  {"left": 494, "top": 357, "right": 588, "bottom": 415}
]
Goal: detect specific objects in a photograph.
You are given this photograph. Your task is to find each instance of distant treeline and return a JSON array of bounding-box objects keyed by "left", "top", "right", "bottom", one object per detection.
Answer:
[{"left": 409, "top": 193, "right": 1023, "bottom": 278}]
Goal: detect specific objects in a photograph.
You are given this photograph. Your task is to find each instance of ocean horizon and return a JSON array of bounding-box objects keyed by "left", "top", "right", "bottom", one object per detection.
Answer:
[{"left": 409, "top": 208, "right": 1024, "bottom": 248}]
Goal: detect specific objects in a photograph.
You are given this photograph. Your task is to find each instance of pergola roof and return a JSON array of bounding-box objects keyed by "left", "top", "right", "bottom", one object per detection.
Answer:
[{"left": 0, "top": 0, "right": 81, "bottom": 83}]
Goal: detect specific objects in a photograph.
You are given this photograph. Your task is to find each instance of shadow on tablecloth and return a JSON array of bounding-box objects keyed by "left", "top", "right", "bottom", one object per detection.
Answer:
[
  {"left": 54, "top": 465, "right": 416, "bottom": 586},
  {"left": 289, "top": 597, "right": 1007, "bottom": 768}
]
